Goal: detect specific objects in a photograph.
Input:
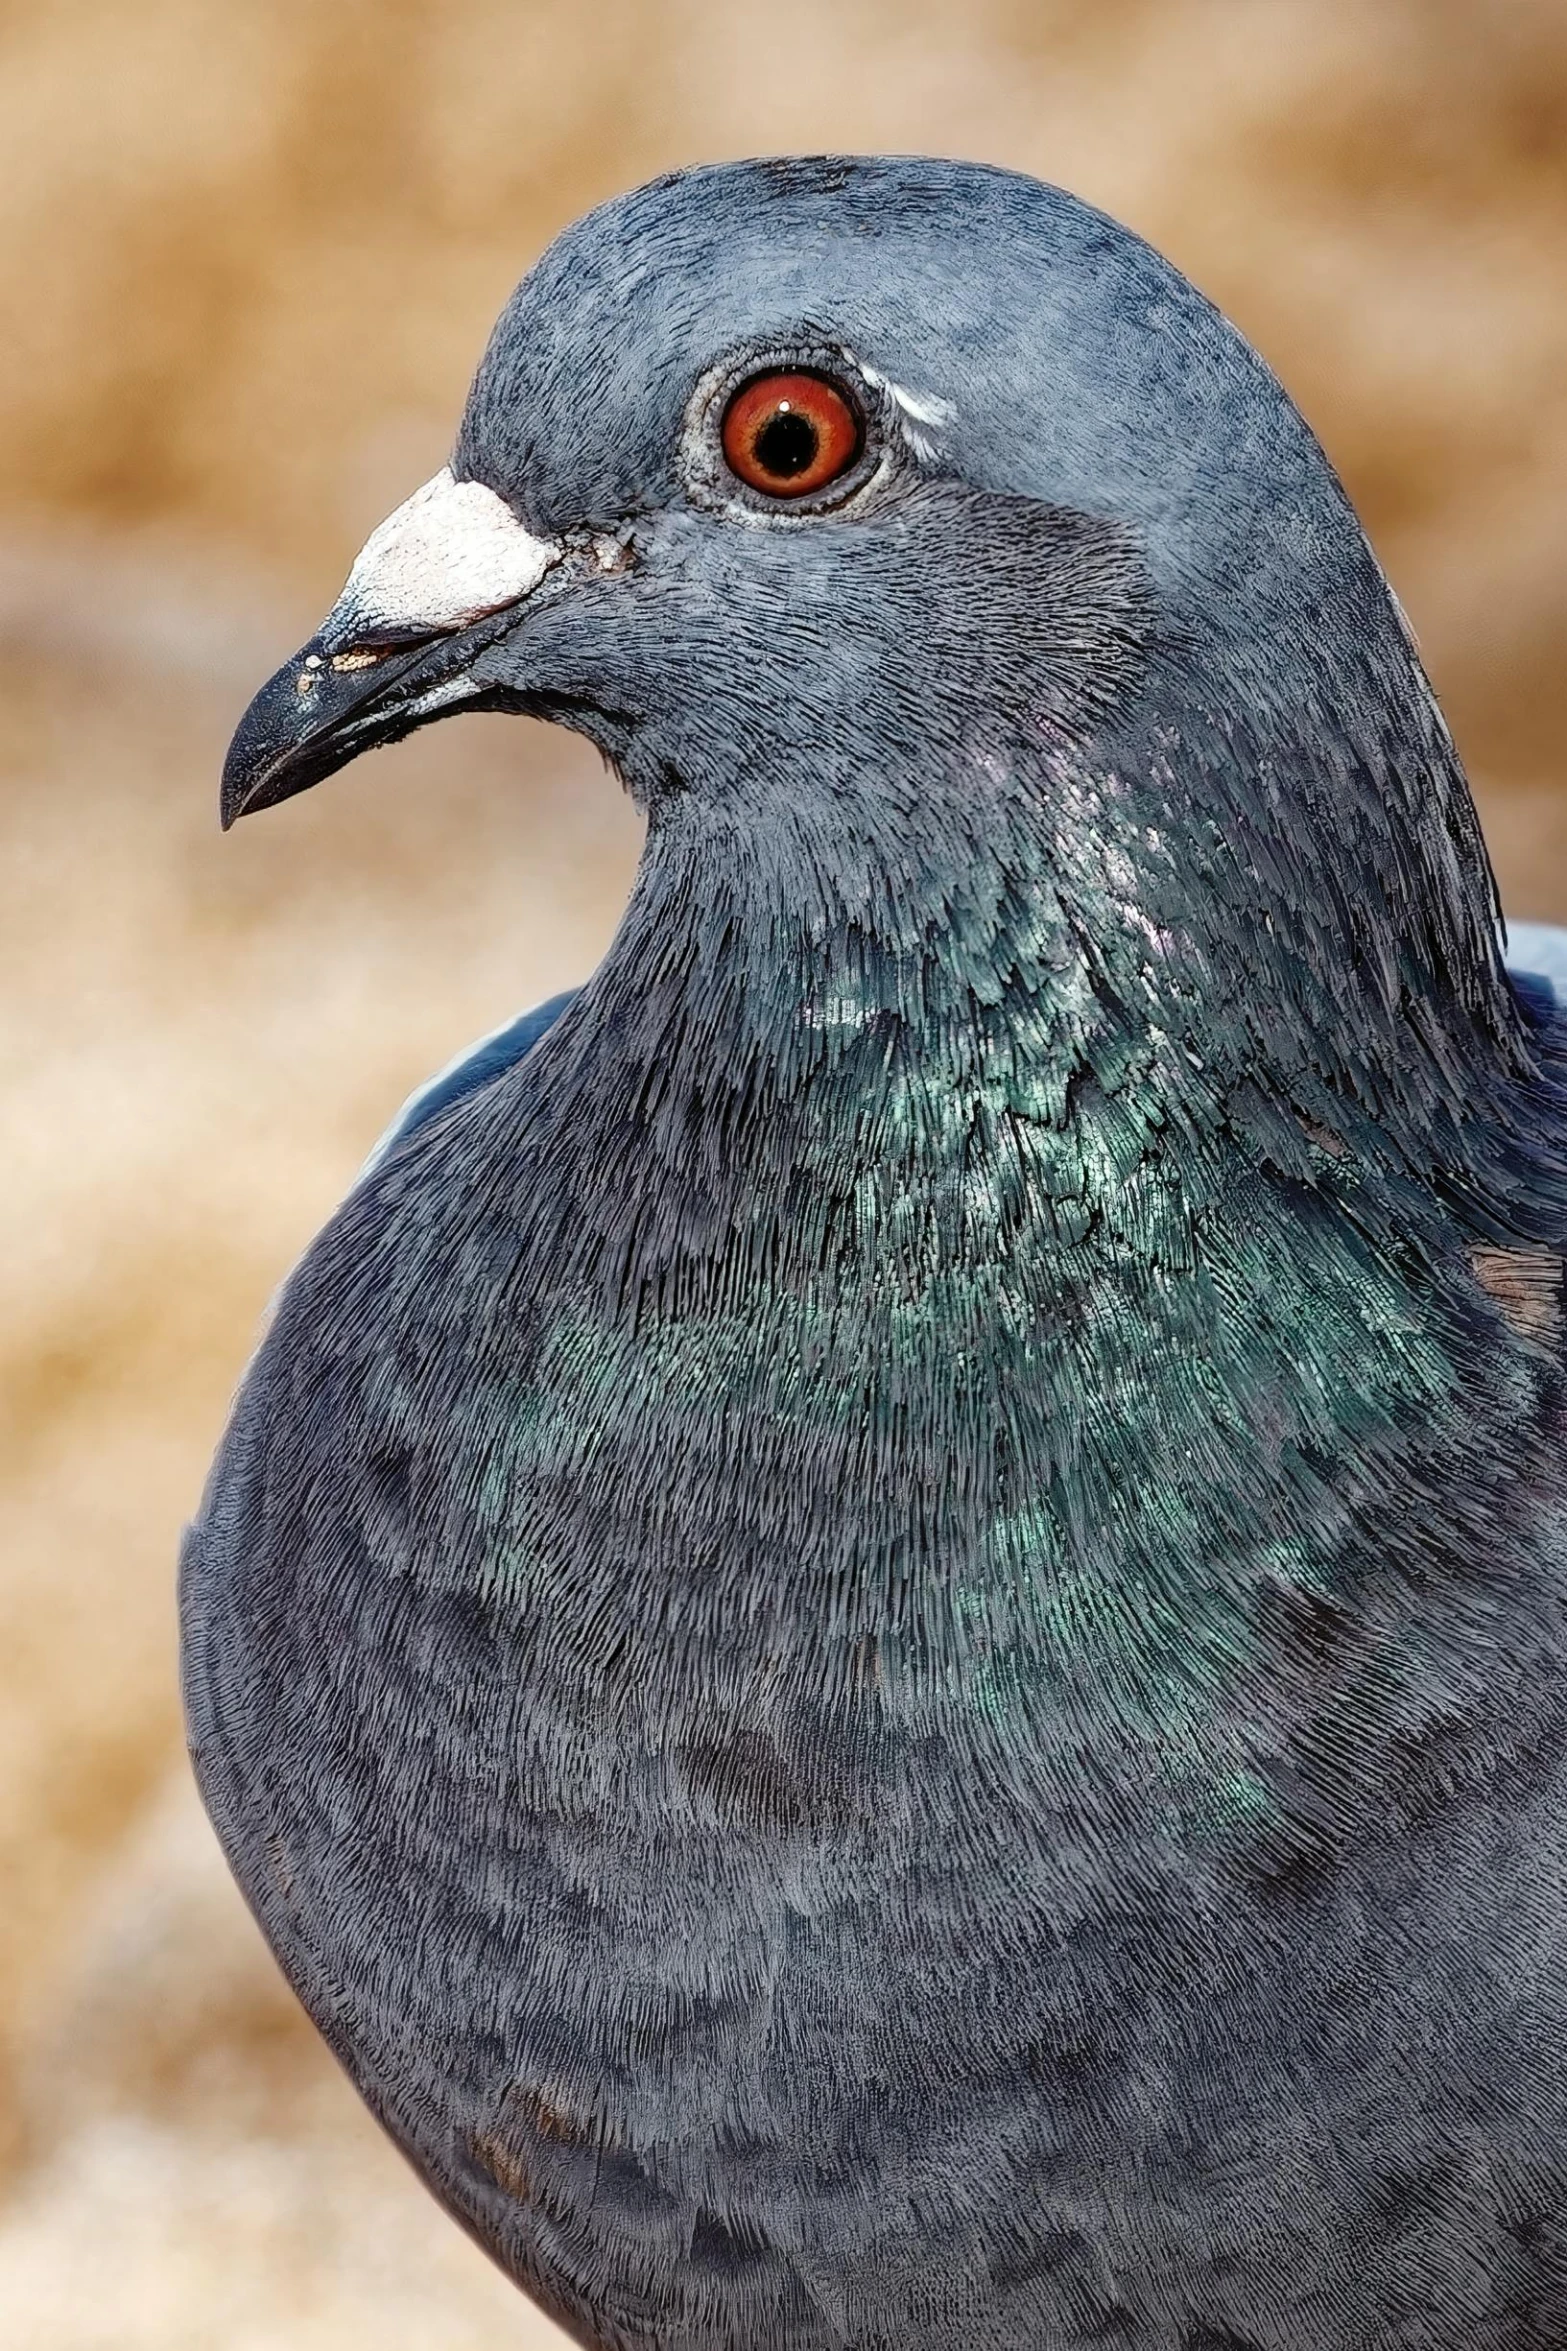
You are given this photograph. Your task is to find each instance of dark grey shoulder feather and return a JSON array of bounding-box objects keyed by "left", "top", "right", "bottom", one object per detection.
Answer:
[{"left": 362, "top": 988, "right": 579, "bottom": 1172}]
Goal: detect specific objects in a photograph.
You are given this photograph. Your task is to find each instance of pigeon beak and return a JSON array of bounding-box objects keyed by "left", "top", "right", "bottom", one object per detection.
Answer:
[{"left": 220, "top": 468, "right": 564, "bottom": 827}]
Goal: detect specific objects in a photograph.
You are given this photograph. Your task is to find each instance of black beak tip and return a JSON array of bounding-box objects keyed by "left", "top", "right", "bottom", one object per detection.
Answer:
[
  {"left": 220, "top": 616, "right": 495, "bottom": 831},
  {"left": 221, "top": 648, "right": 310, "bottom": 829},
  {"left": 219, "top": 639, "right": 368, "bottom": 829}
]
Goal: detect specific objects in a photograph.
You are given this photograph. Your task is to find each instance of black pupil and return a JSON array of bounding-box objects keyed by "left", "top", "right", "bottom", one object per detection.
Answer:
[{"left": 753, "top": 406, "right": 819, "bottom": 479}]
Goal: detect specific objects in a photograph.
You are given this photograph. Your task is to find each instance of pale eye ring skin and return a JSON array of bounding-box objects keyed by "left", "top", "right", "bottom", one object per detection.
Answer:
[{"left": 719, "top": 369, "right": 865, "bottom": 499}]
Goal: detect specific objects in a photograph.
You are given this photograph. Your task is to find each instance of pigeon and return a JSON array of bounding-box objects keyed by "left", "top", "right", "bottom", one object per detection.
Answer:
[{"left": 184, "top": 156, "right": 1567, "bottom": 2351}]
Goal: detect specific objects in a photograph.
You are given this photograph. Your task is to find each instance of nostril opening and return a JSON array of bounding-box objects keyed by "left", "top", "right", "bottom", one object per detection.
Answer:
[{"left": 324, "top": 619, "right": 463, "bottom": 670}]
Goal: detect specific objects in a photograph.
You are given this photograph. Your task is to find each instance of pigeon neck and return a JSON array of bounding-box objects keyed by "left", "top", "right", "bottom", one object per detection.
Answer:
[
  {"left": 570, "top": 806, "right": 1558, "bottom": 1381},
  {"left": 467, "top": 800, "right": 1567, "bottom": 1839},
  {"left": 503, "top": 819, "right": 1567, "bottom": 1838}
]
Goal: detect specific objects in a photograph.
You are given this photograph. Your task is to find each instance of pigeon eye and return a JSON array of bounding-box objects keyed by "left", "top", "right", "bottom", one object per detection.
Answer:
[{"left": 720, "top": 370, "right": 863, "bottom": 498}]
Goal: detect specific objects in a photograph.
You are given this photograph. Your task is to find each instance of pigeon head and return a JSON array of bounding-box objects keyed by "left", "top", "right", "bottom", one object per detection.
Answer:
[{"left": 224, "top": 156, "right": 1539, "bottom": 1207}]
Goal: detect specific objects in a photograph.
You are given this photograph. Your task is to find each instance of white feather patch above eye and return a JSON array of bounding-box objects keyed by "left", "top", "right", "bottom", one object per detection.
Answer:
[
  {"left": 325, "top": 466, "right": 562, "bottom": 648},
  {"left": 856, "top": 360, "right": 957, "bottom": 458},
  {"left": 889, "top": 382, "right": 957, "bottom": 427}
]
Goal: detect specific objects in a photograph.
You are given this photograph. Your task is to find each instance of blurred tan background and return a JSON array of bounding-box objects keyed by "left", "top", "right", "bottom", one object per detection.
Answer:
[{"left": 2, "top": 1, "right": 1565, "bottom": 2343}]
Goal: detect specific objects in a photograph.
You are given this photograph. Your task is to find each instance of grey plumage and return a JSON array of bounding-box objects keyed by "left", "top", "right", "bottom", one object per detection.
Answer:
[{"left": 186, "top": 158, "right": 1567, "bottom": 2349}]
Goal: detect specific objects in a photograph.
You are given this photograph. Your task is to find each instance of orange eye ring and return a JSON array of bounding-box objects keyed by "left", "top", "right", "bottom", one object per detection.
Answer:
[{"left": 720, "top": 370, "right": 864, "bottom": 499}]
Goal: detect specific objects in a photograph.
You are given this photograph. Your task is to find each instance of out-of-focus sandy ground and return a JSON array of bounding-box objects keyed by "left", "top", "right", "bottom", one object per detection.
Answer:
[{"left": 2, "top": 2, "right": 1564, "bottom": 2343}]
